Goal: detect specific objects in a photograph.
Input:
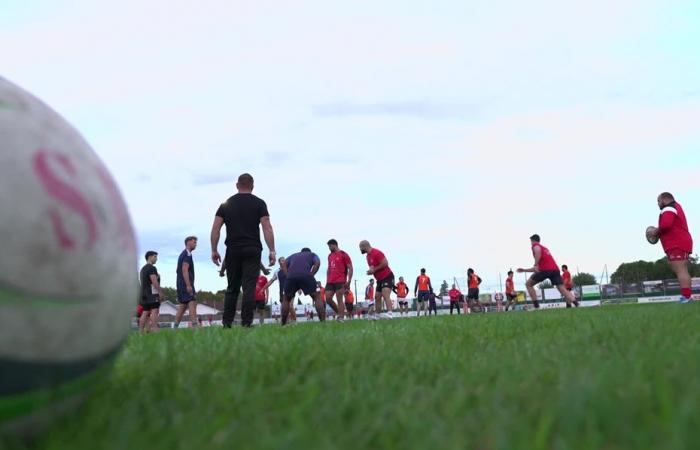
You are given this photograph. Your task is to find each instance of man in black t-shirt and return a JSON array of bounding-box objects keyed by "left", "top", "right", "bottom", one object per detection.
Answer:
[
  {"left": 139, "top": 250, "right": 163, "bottom": 333},
  {"left": 210, "top": 173, "right": 276, "bottom": 327}
]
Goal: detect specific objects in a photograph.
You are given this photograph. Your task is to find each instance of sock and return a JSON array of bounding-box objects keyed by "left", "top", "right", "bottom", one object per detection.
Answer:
[
  {"left": 533, "top": 300, "right": 540, "bottom": 309},
  {"left": 566, "top": 303, "right": 572, "bottom": 308},
  {"left": 682, "top": 288, "right": 692, "bottom": 299}
]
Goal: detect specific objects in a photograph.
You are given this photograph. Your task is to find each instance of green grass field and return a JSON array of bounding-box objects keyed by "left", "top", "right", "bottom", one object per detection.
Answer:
[{"left": 4, "top": 304, "right": 700, "bottom": 450}]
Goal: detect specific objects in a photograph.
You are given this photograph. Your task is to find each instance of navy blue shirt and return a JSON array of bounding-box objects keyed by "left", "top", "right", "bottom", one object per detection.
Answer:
[
  {"left": 286, "top": 251, "right": 320, "bottom": 277},
  {"left": 276, "top": 269, "right": 288, "bottom": 297},
  {"left": 176, "top": 249, "right": 195, "bottom": 290}
]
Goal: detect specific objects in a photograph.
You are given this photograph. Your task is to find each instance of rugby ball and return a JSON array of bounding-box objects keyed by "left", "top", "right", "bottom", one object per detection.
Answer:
[
  {"left": 0, "top": 77, "right": 137, "bottom": 434},
  {"left": 646, "top": 226, "right": 659, "bottom": 245}
]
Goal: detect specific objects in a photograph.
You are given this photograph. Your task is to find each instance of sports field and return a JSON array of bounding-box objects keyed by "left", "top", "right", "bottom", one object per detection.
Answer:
[{"left": 4, "top": 303, "right": 699, "bottom": 450}]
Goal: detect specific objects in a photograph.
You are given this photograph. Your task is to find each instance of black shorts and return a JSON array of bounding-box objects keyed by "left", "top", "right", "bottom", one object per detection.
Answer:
[
  {"left": 507, "top": 293, "right": 518, "bottom": 301},
  {"left": 467, "top": 288, "right": 480, "bottom": 300},
  {"left": 284, "top": 275, "right": 317, "bottom": 296},
  {"left": 325, "top": 282, "right": 346, "bottom": 292},
  {"left": 345, "top": 303, "right": 354, "bottom": 312},
  {"left": 255, "top": 300, "right": 266, "bottom": 310},
  {"left": 398, "top": 299, "right": 408, "bottom": 306},
  {"left": 141, "top": 301, "right": 160, "bottom": 311},
  {"left": 417, "top": 291, "right": 430, "bottom": 302},
  {"left": 530, "top": 271, "right": 564, "bottom": 286},
  {"left": 376, "top": 273, "right": 395, "bottom": 291}
]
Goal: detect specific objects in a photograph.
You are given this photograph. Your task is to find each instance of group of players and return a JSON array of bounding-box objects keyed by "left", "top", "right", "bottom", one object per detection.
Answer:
[{"left": 138, "top": 186, "right": 694, "bottom": 332}]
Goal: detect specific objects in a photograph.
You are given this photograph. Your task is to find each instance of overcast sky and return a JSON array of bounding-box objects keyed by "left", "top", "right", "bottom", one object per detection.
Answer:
[{"left": 3, "top": 0, "right": 699, "bottom": 300}]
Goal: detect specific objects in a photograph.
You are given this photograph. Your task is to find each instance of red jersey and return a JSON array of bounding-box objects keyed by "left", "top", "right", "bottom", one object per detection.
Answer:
[
  {"left": 327, "top": 250, "right": 352, "bottom": 284},
  {"left": 532, "top": 243, "right": 559, "bottom": 271},
  {"left": 255, "top": 276, "right": 268, "bottom": 302},
  {"left": 396, "top": 281, "right": 409, "bottom": 298},
  {"left": 367, "top": 248, "right": 392, "bottom": 281},
  {"left": 448, "top": 288, "right": 461, "bottom": 302},
  {"left": 658, "top": 202, "right": 693, "bottom": 253},
  {"left": 505, "top": 277, "right": 515, "bottom": 294},
  {"left": 562, "top": 270, "right": 573, "bottom": 289},
  {"left": 345, "top": 290, "right": 355, "bottom": 304},
  {"left": 468, "top": 273, "right": 480, "bottom": 289},
  {"left": 365, "top": 283, "right": 374, "bottom": 300},
  {"left": 416, "top": 275, "right": 431, "bottom": 292}
]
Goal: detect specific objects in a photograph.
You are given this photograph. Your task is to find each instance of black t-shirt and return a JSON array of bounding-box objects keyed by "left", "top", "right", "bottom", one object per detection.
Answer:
[
  {"left": 139, "top": 263, "right": 160, "bottom": 303},
  {"left": 216, "top": 193, "right": 269, "bottom": 249}
]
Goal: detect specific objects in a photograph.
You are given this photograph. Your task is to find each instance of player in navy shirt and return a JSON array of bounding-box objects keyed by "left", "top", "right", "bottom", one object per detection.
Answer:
[
  {"left": 281, "top": 248, "right": 322, "bottom": 325},
  {"left": 174, "top": 236, "right": 199, "bottom": 328}
]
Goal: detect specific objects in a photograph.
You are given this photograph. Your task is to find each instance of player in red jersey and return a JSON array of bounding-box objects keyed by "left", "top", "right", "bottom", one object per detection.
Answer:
[
  {"left": 254, "top": 274, "right": 269, "bottom": 324},
  {"left": 448, "top": 284, "right": 462, "bottom": 315},
  {"left": 517, "top": 234, "right": 576, "bottom": 309},
  {"left": 359, "top": 240, "right": 395, "bottom": 320},
  {"left": 561, "top": 265, "right": 580, "bottom": 307},
  {"left": 325, "top": 239, "right": 353, "bottom": 320},
  {"left": 394, "top": 277, "right": 410, "bottom": 316},
  {"left": 505, "top": 270, "right": 517, "bottom": 311},
  {"left": 649, "top": 192, "right": 695, "bottom": 303}
]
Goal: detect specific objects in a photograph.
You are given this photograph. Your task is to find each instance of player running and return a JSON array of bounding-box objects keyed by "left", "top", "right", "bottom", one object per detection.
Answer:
[
  {"left": 517, "top": 234, "right": 577, "bottom": 308},
  {"left": 448, "top": 284, "right": 462, "bottom": 315},
  {"left": 505, "top": 270, "right": 517, "bottom": 311},
  {"left": 561, "top": 265, "right": 580, "bottom": 307},
  {"left": 414, "top": 269, "right": 433, "bottom": 317},
  {"left": 394, "top": 277, "right": 410, "bottom": 316},
  {"left": 254, "top": 274, "right": 269, "bottom": 324},
  {"left": 648, "top": 192, "right": 695, "bottom": 303},
  {"left": 280, "top": 248, "right": 323, "bottom": 325},
  {"left": 325, "top": 239, "right": 353, "bottom": 321},
  {"left": 359, "top": 240, "right": 395, "bottom": 320}
]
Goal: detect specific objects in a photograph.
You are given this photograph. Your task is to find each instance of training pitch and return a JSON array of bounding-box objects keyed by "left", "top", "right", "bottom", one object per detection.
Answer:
[{"left": 3, "top": 304, "right": 699, "bottom": 450}]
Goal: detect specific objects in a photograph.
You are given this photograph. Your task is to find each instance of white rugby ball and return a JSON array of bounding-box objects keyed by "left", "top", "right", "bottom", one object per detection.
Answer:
[{"left": 0, "top": 77, "right": 137, "bottom": 433}]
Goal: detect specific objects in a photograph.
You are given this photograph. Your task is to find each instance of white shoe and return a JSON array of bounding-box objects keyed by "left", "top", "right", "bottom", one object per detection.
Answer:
[{"left": 386, "top": 312, "right": 394, "bottom": 319}]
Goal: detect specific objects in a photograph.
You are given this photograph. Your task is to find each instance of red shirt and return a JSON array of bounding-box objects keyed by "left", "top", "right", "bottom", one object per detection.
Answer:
[
  {"left": 562, "top": 270, "right": 573, "bottom": 289},
  {"left": 659, "top": 202, "right": 693, "bottom": 253},
  {"left": 367, "top": 248, "right": 392, "bottom": 281},
  {"left": 396, "top": 282, "right": 409, "bottom": 298},
  {"left": 345, "top": 290, "right": 355, "bottom": 304},
  {"left": 448, "top": 288, "right": 461, "bottom": 302},
  {"left": 505, "top": 277, "right": 515, "bottom": 294},
  {"left": 365, "top": 283, "right": 374, "bottom": 300},
  {"left": 327, "top": 250, "right": 352, "bottom": 284},
  {"left": 532, "top": 243, "right": 559, "bottom": 272},
  {"left": 468, "top": 273, "right": 480, "bottom": 289},
  {"left": 255, "top": 276, "right": 268, "bottom": 301}
]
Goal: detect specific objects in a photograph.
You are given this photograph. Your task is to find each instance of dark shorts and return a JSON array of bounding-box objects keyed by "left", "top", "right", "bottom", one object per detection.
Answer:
[
  {"left": 507, "top": 293, "right": 518, "bottom": 301},
  {"left": 417, "top": 291, "right": 430, "bottom": 302},
  {"left": 285, "top": 275, "right": 318, "bottom": 297},
  {"left": 530, "top": 271, "right": 564, "bottom": 286},
  {"left": 467, "top": 288, "right": 480, "bottom": 300},
  {"left": 398, "top": 299, "right": 409, "bottom": 306},
  {"left": 345, "top": 303, "right": 354, "bottom": 312},
  {"left": 255, "top": 300, "right": 266, "bottom": 310},
  {"left": 141, "top": 301, "right": 160, "bottom": 312},
  {"left": 376, "top": 273, "right": 395, "bottom": 291},
  {"left": 177, "top": 289, "right": 196, "bottom": 303},
  {"left": 325, "top": 282, "right": 346, "bottom": 292}
]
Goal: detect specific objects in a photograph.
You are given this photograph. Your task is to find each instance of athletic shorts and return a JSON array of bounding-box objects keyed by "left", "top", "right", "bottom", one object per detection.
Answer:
[
  {"left": 530, "top": 271, "right": 564, "bottom": 286},
  {"left": 177, "top": 288, "right": 196, "bottom": 303},
  {"left": 467, "top": 288, "right": 480, "bottom": 300},
  {"left": 141, "top": 301, "right": 160, "bottom": 311},
  {"left": 376, "top": 273, "right": 395, "bottom": 291},
  {"left": 345, "top": 303, "right": 354, "bottom": 312},
  {"left": 507, "top": 293, "right": 518, "bottom": 301},
  {"left": 666, "top": 249, "right": 691, "bottom": 262},
  {"left": 417, "top": 291, "right": 431, "bottom": 302},
  {"left": 284, "top": 275, "right": 318, "bottom": 296},
  {"left": 398, "top": 299, "right": 408, "bottom": 306},
  {"left": 325, "top": 282, "right": 346, "bottom": 292},
  {"left": 255, "top": 300, "right": 266, "bottom": 310}
]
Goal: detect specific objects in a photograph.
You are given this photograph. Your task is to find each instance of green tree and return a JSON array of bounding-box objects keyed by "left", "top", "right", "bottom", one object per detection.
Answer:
[
  {"left": 611, "top": 257, "right": 700, "bottom": 284},
  {"left": 439, "top": 280, "right": 449, "bottom": 297},
  {"left": 572, "top": 272, "right": 597, "bottom": 286}
]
